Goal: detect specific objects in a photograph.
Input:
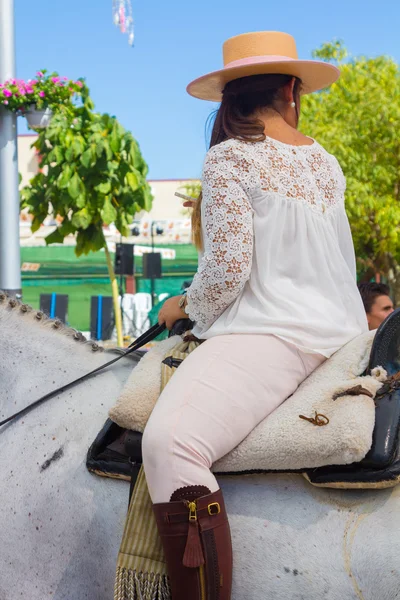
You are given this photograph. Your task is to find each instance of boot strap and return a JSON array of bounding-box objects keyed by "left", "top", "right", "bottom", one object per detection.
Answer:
[{"left": 165, "top": 502, "right": 221, "bottom": 524}]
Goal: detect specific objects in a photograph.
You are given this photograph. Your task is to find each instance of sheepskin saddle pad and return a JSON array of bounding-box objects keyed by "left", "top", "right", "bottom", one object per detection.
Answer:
[{"left": 108, "top": 330, "right": 386, "bottom": 473}]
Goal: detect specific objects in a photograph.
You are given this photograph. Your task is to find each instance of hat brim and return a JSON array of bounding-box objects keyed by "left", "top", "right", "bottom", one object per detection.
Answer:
[{"left": 187, "top": 60, "right": 340, "bottom": 101}]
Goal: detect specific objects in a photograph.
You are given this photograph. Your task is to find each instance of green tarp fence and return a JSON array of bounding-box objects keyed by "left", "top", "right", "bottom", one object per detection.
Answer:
[{"left": 21, "top": 244, "right": 198, "bottom": 332}]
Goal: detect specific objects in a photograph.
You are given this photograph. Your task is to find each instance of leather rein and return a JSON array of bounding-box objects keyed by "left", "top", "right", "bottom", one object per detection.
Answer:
[{"left": 0, "top": 323, "right": 166, "bottom": 428}]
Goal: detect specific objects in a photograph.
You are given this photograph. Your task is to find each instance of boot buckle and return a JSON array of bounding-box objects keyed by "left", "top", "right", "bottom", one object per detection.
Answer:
[{"left": 208, "top": 502, "right": 220, "bottom": 516}]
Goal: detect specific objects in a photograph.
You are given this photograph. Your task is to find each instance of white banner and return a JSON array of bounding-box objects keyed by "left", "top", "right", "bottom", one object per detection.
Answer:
[{"left": 134, "top": 246, "right": 176, "bottom": 260}]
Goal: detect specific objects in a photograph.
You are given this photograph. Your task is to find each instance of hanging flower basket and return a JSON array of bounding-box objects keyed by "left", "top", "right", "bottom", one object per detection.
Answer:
[
  {"left": 25, "top": 105, "right": 53, "bottom": 129},
  {"left": 0, "top": 70, "right": 85, "bottom": 122}
]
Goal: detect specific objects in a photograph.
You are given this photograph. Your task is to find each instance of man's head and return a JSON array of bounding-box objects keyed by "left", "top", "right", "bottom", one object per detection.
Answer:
[{"left": 358, "top": 282, "right": 394, "bottom": 330}]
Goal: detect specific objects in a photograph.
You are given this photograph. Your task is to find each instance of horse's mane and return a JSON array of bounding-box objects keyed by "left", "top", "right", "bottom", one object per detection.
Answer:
[{"left": 0, "top": 291, "right": 104, "bottom": 353}]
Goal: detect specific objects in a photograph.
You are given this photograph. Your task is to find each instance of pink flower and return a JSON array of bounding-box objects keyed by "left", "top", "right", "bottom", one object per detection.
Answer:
[
  {"left": 62, "top": 77, "right": 68, "bottom": 81},
  {"left": 26, "top": 86, "right": 34, "bottom": 94},
  {"left": 51, "top": 77, "right": 60, "bottom": 84},
  {"left": 3, "top": 100, "right": 8, "bottom": 105},
  {"left": 37, "top": 71, "right": 44, "bottom": 77},
  {"left": 30, "top": 80, "right": 38, "bottom": 85},
  {"left": 75, "top": 81, "right": 83, "bottom": 88},
  {"left": 39, "top": 91, "right": 45, "bottom": 98},
  {"left": 18, "top": 88, "right": 26, "bottom": 96},
  {"left": 3, "top": 89, "right": 12, "bottom": 97}
]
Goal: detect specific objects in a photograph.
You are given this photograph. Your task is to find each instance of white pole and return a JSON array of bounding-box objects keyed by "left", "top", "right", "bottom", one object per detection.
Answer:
[{"left": 0, "top": 0, "right": 21, "bottom": 297}]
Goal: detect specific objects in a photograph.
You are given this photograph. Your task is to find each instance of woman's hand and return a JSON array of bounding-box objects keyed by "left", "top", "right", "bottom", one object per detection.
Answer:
[
  {"left": 183, "top": 198, "right": 197, "bottom": 209},
  {"left": 175, "top": 191, "right": 198, "bottom": 210},
  {"left": 158, "top": 295, "right": 189, "bottom": 330}
]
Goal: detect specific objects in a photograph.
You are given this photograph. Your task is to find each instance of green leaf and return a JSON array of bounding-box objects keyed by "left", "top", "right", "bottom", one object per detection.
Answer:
[
  {"left": 31, "top": 216, "right": 43, "bottom": 233},
  {"left": 65, "top": 129, "right": 74, "bottom": 146},
  {"left": 103, "top": 139, "right": 113, "bottom": 161},
  {"left": 71, "top": 207, "right": 92, "bottom": 230},
  {"left": 85, "top": 97, "right": 95, "bottom": 111},
  {"left": 75, "top": 226, "right": 104, "bottom": 256},
  {"left": 95, "top": 181, "right": 111, "bottom": 194},
  {"left": 89, "top": 227, "right": 106, "bottom": 252},
  {"left": 126, "top": 170, "right": 140, "bottom": 192},
  {"left": 107, "top": 160, "right": 119, "bottom": 172},
  {"left": 59, "top": 218, "right": 75, "bottom": 236},
  {"left": 110, "top": 122, "right": 121, "bottom": 153},
  {"left": 54, "top": 145, "right": 64, "bottom": 163},
  {"left": 81, "top": 148, "right": 92, "bottom": 169},
  {"left": 100, "top": 196, "right": 117, "bottom": 225},
  {"left": 143, "top": 186, "right": 153, "bottom": 212},
  {"left": 65, "top": 146, "right": 75, "bottom": 162},
  {"left": 116, "top": 213, "right": 130, "bottom": 237},
  {"left": 45, "top": 228, "right": 65, "bottom": 245},
  {"left": 72, "top": 136, "right": 85, "bottom": 158},
  {"left": 96, "top": 140, "right": 104, "bottom": 158},
  {"left": 75, "top": 230, "right": 88, "bottom": 256},
  {"left": 58, "top": 165, "right": 72, "bottom": 189},
  {"left": 68, "top": 172, "right": 85, "bottom": 200},
  {"left": 76, "top": 194, "right": 86, "bottom": 208},
  {"left": 48, "top": 146, "right": 64, "bottom": 164}
]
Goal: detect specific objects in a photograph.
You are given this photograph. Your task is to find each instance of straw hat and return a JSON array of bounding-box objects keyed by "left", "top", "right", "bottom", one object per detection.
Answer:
[{"left": 187, "top": 31, "right": 340, "bottom": 102}]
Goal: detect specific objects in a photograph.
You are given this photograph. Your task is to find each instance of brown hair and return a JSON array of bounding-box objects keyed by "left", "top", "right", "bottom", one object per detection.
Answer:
[
  {"left": 358, "top": 282, "right": 391, "bottom": 313},
  {"left": 191, "top": 73, "right": 302, "bottom": 250}
]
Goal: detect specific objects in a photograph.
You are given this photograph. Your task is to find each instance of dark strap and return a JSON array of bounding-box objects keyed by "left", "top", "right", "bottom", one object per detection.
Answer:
[{"left": 0, "top": 323, "right": 166, "bottom": 428}]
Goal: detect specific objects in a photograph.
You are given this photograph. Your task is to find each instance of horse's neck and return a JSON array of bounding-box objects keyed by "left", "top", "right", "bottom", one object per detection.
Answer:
[{"left": 0, "top": 306, "right": 105, "bottom": 409}]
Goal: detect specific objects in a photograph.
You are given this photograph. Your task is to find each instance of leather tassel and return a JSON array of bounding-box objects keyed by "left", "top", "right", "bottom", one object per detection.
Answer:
[{"left": 182, "top": 520, "right": 205, "bottom": 568}]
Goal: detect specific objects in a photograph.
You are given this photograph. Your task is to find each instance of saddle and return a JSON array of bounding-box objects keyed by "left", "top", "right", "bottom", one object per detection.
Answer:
[{"left": 87, "top": 310, "right": 400, "bottom": 491}]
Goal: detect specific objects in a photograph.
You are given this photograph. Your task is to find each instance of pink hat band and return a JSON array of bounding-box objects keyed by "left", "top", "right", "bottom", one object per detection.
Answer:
[{"left": 225, "top": 55, "right": 296, "bottom": 69}]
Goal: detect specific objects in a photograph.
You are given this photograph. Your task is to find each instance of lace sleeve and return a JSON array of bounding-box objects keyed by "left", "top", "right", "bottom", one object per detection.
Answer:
[{"left": 185, "top": 143, "right": 256, "bottom": 332}]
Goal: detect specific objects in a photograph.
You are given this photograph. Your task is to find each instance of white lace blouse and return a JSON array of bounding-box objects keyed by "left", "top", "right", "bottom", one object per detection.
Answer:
[{"left": 185, "top": 136, "right": 368, "bottom": 357}]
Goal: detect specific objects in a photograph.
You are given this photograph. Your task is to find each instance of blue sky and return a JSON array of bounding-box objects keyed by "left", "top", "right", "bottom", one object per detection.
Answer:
[{"left": 15, "top": 0, "right": 400, "bottom": 180}]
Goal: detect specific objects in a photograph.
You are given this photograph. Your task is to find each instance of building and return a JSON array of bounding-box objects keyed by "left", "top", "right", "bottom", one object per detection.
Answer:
[
  {"left": 18, "top": 135, "right": 40, "bottom": 186},
  {"left": 17, "top": 134, "right": 199, "bottom": 245}
]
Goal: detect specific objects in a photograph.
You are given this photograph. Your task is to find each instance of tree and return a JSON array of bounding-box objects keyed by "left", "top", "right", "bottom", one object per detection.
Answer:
[
  {"left": 21, "top": 84, "right": 153, "bottom": 345},
  {"left": 301, "top": 42, "right": 400, "bottom": 301}
]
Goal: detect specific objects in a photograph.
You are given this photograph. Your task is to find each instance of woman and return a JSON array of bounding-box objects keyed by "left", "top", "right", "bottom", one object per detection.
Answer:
[{"left": 142, "top": 31, "right": 368, "bottom": 599}]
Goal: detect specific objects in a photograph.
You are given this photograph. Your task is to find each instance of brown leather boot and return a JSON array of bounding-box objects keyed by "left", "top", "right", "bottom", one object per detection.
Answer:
[{"left": 152, "top": 486, "right": 233, "bottom": 600}]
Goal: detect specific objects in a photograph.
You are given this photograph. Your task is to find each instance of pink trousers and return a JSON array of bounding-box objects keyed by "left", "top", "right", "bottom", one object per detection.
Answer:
[{"left": 142, "top": 334, "right": 325, "bottom": 503}]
